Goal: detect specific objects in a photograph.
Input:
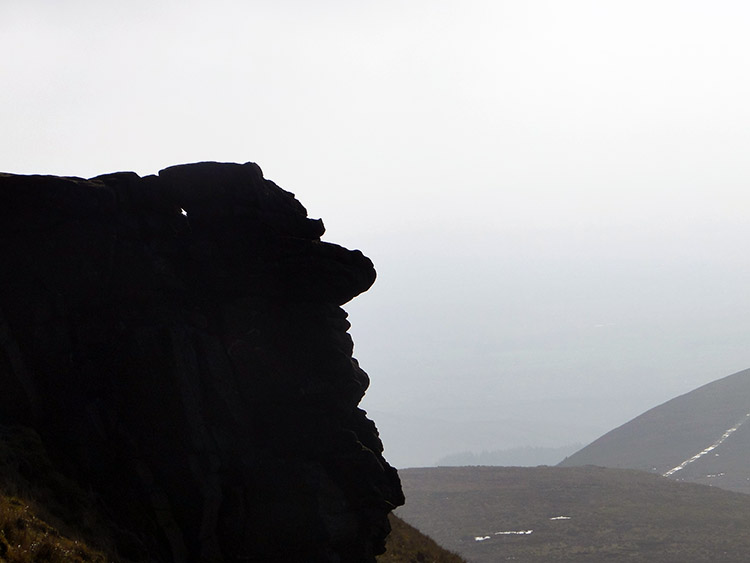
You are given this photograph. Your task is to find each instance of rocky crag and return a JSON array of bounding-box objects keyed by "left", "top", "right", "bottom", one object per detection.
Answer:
[{"left": 0, "top": 162, "right": 404, "bottom": 562}]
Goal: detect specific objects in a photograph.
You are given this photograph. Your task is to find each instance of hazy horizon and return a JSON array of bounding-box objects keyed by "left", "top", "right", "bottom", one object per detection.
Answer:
[{"left": 4, "top": 0, "right": 750, "bottom": 468}]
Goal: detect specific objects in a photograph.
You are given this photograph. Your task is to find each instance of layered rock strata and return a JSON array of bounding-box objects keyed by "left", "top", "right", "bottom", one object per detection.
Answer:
[{"left": 0, "top": 162, "right": 403, "bottom": 562}]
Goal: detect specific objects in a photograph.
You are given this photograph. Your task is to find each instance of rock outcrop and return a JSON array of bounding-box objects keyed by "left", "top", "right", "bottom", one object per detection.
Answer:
[{"left": 0, "top": 162, "right": 404, "bottom": 562}]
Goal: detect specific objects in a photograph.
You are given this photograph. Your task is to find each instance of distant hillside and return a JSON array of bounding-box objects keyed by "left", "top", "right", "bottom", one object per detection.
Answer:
[
  {"left": 437, "top": 444, "right": 582, "bottom": 467},
  {"left": 559, "top": 368, "right": 750, "bottom": 494},
  {"left": 397, "top": 465, "right": 750, "bottom": 563}
]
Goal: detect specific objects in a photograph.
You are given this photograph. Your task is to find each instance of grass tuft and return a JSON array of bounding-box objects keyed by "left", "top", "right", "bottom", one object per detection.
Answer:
[
  {"left": 0, "top": 425, "right": 123, "bottom": 562},
  {"left": 0, "top": 494, "right": 108, "bottom": 562},
  {"left": 378, "top": 513, "right": 466, "bottom": 563}
]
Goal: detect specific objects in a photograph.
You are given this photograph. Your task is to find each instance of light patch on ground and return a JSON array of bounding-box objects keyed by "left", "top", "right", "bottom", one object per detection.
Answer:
[
  {"left": 663, "top": 413, "right": 750, "bottom": 477},
  {"left": 474, "top": 529, "right": 534, "bottom": 541}
]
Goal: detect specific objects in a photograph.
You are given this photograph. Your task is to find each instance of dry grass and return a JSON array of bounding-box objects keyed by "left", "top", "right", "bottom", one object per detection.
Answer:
[
  {"left": 378, "top": 513, "right": 466, "bottom": 563},
  {"left": 0, "top": 425, "right": 122, "bottom": 562},
  {"left": 0, "top": 494, "right": 108, "bottom": 562}
]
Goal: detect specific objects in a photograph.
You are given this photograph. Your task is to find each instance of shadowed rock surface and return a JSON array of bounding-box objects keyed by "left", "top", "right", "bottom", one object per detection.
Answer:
[{"left": 0, "top": 162, "right": 404, "bottom": 562}]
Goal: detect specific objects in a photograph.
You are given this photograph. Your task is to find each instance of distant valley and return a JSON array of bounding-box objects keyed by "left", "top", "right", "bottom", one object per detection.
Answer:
[
  {"left": 396, "top": 368, "right": 750, "bottom": 562},
  {"left": 437, "top": 444, "right": 582, "bottom": 467}
]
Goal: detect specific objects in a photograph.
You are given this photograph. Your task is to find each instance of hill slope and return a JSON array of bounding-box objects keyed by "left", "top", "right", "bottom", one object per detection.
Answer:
[
  {"left": 397, "top": 465, "right": 750, "bottom": 563},
  {"left": 378, "top": 515, "right": 467, "bottom": 563},
  {"left": 559, "top": 368, "right": 750, "bottom": 494}
]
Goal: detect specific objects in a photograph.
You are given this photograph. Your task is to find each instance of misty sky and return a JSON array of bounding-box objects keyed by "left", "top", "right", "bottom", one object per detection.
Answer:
[{"left": 3, "top": 0, "right": 750, "bottom": 468}]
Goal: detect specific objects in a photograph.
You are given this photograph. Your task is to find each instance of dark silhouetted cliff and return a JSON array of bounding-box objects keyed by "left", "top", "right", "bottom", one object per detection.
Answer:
[{"left": 0, "top": 162, "right": 404, "bottom": 562}]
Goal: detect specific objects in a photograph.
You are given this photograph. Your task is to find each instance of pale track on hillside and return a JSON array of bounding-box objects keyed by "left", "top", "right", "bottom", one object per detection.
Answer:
[{"left": 663, "top": 413, "right": 750, "bottom": 477}]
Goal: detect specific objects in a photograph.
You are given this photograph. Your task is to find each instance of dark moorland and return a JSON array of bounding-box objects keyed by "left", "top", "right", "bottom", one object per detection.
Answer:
[{"left": 397, "top": 465, "right": 750, "bottom": 563}]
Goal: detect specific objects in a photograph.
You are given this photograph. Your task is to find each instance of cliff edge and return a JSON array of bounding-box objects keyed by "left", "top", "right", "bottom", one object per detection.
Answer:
[{"left": 0, "top": 162, "right": 404, "bottom": 562}]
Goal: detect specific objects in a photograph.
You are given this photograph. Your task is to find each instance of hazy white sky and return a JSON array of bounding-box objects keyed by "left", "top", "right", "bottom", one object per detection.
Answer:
[{"left": 3, "top": 0, "right": 750, "bottom": 467}]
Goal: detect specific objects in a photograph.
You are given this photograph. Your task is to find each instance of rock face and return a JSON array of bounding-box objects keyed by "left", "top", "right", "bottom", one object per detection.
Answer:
[{"left": 0, "top": 162, "right": 404, "bottom": 562}]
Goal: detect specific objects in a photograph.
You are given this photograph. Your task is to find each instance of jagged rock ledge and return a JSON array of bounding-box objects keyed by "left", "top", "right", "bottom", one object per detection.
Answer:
[{"left": 0, "top": 162, "right": 404, "bottom": 562}]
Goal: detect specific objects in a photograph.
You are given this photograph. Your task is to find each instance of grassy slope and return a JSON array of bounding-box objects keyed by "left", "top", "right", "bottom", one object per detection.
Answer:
[
  {"left": 0, "top": 425, "right": 461, "bottom": 563},
  {"left": 0, "top": 426, "right": 115, "bottom": 562},
  {"left": 0, "top": 494, "right": 108, "bottom": 563},
  {"left": 378, "top": 514, "right": 466, "bottom": 563},
  {"left": 397, "top": 465, "right": 750, "bottom": 563},
  {"left": 0, "top": 502, "right": 466, "bottom": 563}
]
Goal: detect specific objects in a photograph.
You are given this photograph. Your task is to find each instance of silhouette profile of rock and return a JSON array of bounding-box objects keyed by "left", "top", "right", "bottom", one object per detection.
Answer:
[{"left": 0, "top": 162, "right": 403, "bottom": 562}]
